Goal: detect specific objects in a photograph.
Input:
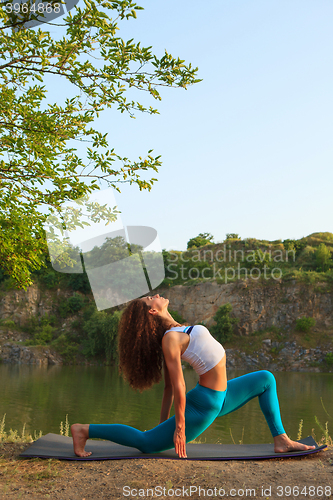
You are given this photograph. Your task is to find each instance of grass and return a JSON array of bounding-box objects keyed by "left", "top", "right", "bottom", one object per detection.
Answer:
[
  {"left": 313, "top": 398, "right": 333, "bottom": 448},
  {"left": 59, "top": 414, "right": 70, "bottom": 437},
  {"left": 0, "top": 414, "right": 40, "bottom": 444},
  {"left": 229, "top": 427, "right": 245, "bottom": 445},
  {"left": 0, "top": 454, "right": 65, "bottom": 496},
  {"left": 0, "top": 413, "right": 70, "bottom": 444},
  {"left": 0, "top": 413, "right": 332, "bottom": 449}
]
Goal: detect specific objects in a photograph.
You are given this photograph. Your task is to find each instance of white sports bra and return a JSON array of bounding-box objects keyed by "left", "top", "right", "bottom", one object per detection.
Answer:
[{"left": 164, "top": 325, "right": 225, "bottom": 376}]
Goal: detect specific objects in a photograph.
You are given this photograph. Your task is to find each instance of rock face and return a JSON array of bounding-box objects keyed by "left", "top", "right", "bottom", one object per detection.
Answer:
[
  {"left": 0, "top": 284, "right": 63, "bottom": 326},
  {"left": 0, "top": 284, "right": 71, "bottom": 365},
  {"left": 0, "top": 343, "right": 62, "bottom": 365},
  {"left": 225, "top": 343, "right": 332, "bottom": 373},
  {"left": 161, "top": 280, "right": 333, "bottom": 333},
  {"left": 1, "top": 279, "right": 332, "bottom": 333},
  {"left": 0, "top": 279, "right": 332, "bottom": 369}
]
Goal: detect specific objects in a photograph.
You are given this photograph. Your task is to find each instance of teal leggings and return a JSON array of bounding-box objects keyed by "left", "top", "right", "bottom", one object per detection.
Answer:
[{"left": 89, "top": 370, "right": 285, "bottom": 453}]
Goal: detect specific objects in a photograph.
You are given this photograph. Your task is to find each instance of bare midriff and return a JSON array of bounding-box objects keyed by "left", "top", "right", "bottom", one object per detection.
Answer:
[
  {"left": 199, "top": 356, "right": 227, "bottom": 392},
  {"left": 180, "top": 332, "right": 227, "bottom": 392}
]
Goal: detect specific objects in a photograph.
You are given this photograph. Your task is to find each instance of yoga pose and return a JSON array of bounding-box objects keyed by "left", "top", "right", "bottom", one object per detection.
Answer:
[{"left": 71, "top": 294, "right": 315, "bottom": 458}]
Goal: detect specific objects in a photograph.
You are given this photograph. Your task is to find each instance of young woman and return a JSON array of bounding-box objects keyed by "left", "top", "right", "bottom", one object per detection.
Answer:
[{"left": 71, "top": 294, "right": 315, "bottom": 458}]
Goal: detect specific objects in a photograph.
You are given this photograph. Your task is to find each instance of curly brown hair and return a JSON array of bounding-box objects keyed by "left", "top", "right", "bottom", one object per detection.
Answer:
[{"left": 118, "top": 299, "right": 166, "bottom": 392}]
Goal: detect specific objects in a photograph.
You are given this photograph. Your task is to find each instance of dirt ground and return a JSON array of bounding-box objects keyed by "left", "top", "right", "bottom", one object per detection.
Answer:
[{"left": 0, "top": 443, "right": 332, "bottom": 500}]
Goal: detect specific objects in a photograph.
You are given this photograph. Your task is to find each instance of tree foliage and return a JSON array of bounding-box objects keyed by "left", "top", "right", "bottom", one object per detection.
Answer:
[
  {"left": 82, "top": 309, "right": 121, "bottom": 363},
  {"left": 225, "top": 233, "right": 240, "bottom": 240},
  {"left": 210, "top": 303, "right": 239, "bottom": 343},
  {"left": 0, "top": 0, "right": 200, "bottom": 288},
  {"left": 187, "top": 232, "right": 214, "bottom": 249},
  {"left": 315, "top": 243, "right": 332, "bottom": 272},
  {"left": 282, "top": 238, "right": 307, "bottom": 258}
]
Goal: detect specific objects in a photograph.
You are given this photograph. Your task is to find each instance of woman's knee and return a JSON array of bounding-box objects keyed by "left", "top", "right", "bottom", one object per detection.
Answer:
[
  {"left": 137, "top": 434, "right": 155, "bottom": 454},
  {"left": 258, "top": 370, "right": 276, "bottom": 388}
]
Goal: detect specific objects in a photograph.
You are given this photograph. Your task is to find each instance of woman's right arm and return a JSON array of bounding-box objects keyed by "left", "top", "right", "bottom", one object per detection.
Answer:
[
  {"left": 162, "top": 332, "right": 187, "bottom": 458},
  {"left": 159, "top": 360, "right": 174, "bottom": 424}
]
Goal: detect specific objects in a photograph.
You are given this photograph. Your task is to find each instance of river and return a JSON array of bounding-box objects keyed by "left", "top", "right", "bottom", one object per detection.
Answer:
[{"left": 0, "top": 364, "right": 332, "bottom": 445}]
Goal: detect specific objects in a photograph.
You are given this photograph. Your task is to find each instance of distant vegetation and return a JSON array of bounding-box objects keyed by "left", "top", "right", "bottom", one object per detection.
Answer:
[
  {"left": 187, "top": 232, "right": 214, "bottom": 249},
  {"left": 1, "top": 231, "right": 333, "bottom": 292},
  {"left": 163, "top": 232, "right": 333, "bottom": 287}
]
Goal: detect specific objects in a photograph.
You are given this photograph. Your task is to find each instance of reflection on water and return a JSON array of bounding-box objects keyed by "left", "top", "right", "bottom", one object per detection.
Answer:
[{"left": 0, "top": 364, "right": 332, "bottom": 445}]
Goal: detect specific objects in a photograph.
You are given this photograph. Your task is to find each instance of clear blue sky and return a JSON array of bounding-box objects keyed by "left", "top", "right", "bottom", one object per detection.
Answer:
[{"left": 51, "top": 0, "right": 333, "bottom": 250}]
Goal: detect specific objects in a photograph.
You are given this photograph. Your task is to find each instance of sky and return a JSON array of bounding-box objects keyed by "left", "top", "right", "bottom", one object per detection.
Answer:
[{"left": 46, "top": 0, "right": 333, "bottom": 251}]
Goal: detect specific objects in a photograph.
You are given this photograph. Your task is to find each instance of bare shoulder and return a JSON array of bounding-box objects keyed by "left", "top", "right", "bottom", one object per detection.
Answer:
[
  {"left": 162, "top": 330, "right": 183, "bottom": 354},
  {"left": 162, "top": 329, "right": 182, "bottom": 345}
]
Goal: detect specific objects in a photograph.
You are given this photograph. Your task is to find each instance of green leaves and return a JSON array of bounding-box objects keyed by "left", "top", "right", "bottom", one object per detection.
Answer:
[{"left": 0, "top": 0, "right": 200, "bottom": 288}]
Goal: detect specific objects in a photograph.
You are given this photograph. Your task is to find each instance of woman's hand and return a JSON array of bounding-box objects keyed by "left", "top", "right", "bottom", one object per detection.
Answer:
[{"left": 174, "top": 426, "right": 187, "bottom": 458}]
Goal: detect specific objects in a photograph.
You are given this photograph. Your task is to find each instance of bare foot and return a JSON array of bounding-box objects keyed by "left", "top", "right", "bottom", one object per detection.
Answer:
[
  {"left": 71, "top": 424, "right": 92, "bottom": 457},
  {"left": 274, "top": 433, "right": 316, "bottom": 453}
]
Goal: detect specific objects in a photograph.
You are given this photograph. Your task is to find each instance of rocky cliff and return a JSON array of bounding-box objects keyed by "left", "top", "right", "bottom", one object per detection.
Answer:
[
  {"left": 0, "top": 278, "right": 332, "bottom": 369},
  {"left": 161, "top": 279, "right": 333, "bottom": 334}
]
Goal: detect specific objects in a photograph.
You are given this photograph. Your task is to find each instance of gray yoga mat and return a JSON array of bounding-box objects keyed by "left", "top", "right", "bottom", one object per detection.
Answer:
[{"left": 19, "top": 433, "right": 326, "bottom": 461}]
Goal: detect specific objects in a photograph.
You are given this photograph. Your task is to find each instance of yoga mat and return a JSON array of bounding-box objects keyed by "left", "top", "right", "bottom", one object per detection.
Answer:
[{"left": 20, "top": 434, "right": 327, "bottom": 461}]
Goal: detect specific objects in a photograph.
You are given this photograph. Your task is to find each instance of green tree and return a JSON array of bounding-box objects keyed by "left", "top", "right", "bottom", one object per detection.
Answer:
[
  {"left": 282, "top": 238, "right": 307, "bottom": 258},
  {"left": 315, "top": 243, "right": 332, "bottom": 272},
  {"left": 82, "top": 309, "right": 121, "bottom": 363},
  {"left": 187, "top": 233, "right": 214, "bottom": 249},
  {"left": 225, "top": 233, "right": 240, "bottom": 240},
  {"left": 245, "top": 248, "right": 271, "bottom": 271},
  {"left": 0, "top": 0, "right": 200, "bottom": 288},
  {"left": 210, "top": 303, "right": 239, "bottom": 343}
]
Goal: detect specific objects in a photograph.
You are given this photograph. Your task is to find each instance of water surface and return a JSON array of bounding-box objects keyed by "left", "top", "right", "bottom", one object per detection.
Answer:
[{"left": 0, "top": 364, "right": 332, "bottom": 445}]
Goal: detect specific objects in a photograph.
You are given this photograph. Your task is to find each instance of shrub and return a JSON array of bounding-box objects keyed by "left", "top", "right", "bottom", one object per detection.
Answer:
[
  {"left": 315, "top": 243, "right": 332, "bottom": 272},
  {"left": 23, "top": 314, "right": 57, "bottom": 345},
  {"left": 67, "top": 273, "right": 91, "bottom": 294},
  {"left": 2, "top": 319, "right": 16, "bottom": 329},
  {"left": 58, "top": 293, "right": 85, "bottom": 317},
  {"left": 35, "top": 324, "right": 54, "bottom": 344},
  {"left": 282, "top": 238, "right": 307, "bottom": 258},
  {"left": 25, "top": 324, "right": 55, "bottom": 346},
  {"left": 169, "top": 309, "right": 186, "bottom": 325},
  {"left": 82, "top": 310, "right": 121, "bottom": 363},
  {"left": 68, "top": 293, "right": 85, "bottom": 313},
  {"left": 296, "top": 316, "right": 316, "bottom": 333},
  {"left": 40, "top": 270, "right": 59, "bottom": 289},
  {"left": 187, "top": 233, "right": 214, "bottom": 249},
  {"left": 210, "top": 303, "right": 239, "bottom": 343},
  {"left": 325, "top": 352, "right": 333, "bottom": 366},
  {"left": 51, "top": 333, "right": 78, "bottom": 362}
]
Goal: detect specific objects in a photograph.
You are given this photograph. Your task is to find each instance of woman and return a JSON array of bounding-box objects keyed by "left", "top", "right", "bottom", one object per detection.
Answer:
[{"left": 71, "top": 294, "right": 315, "bottom": 458}]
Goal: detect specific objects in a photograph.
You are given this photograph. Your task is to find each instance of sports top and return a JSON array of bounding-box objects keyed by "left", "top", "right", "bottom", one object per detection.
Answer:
[{"left": 163, "top": 325, "right": 225, "bottom": 376}]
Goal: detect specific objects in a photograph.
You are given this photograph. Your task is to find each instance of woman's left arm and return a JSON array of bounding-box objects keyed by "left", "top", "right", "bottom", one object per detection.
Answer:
[{"left": 159, "top": 360, "right": 174, "bottom": 424}]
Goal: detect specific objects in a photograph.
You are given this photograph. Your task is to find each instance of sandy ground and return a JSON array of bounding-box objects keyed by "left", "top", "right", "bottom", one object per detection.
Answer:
[{"left": 0, "top": 442, "right": 332, "bottom": 500}]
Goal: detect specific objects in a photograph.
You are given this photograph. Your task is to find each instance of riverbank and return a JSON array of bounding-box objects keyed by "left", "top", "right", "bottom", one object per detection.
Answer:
[
  {"left": 1, "top": 338, "right": 333, "bottom": 373},
  {"left": 0, "top": 441, "right": 332, "bottom": 499}
]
